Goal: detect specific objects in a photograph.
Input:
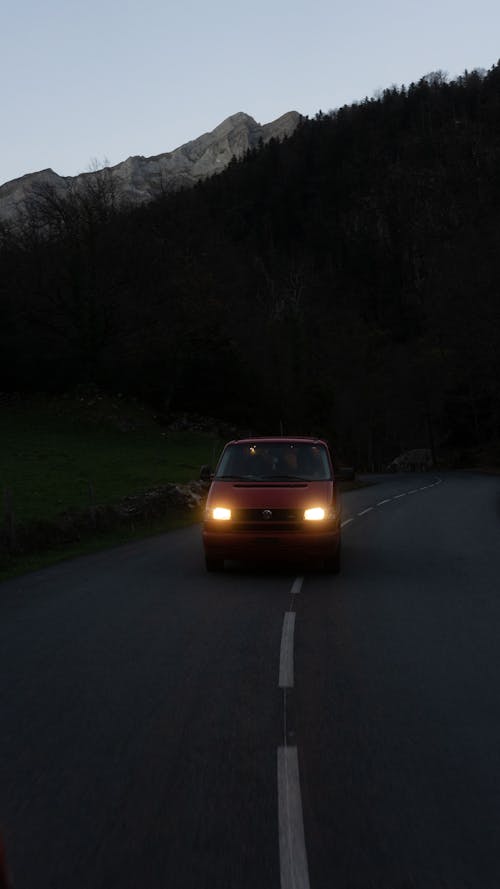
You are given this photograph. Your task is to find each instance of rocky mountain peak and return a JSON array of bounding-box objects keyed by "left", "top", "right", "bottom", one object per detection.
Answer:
[{"left": 0, "top": 111, "right": 301, "bottom": 223}]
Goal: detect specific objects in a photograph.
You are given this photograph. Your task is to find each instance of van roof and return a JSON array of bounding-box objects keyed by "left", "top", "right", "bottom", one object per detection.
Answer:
[{"left": 225, "top": 436, "right": 328, "bottom": 446}]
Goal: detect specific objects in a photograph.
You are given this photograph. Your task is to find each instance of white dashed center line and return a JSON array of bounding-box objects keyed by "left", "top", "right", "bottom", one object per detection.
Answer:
[
  {"left": 377, "top": 498, "right": 391, "bottom": 505},
  {"left": 341, "top": 518, "right": 354, "bottom": 527},
  {"left": 277, "top": 583, "right": 310, "bottom": 888},
  {"left": 278, "top": 746, "right": 311, "bottom": 889},
  {"left": 279, "top": 612, "right": 296, "bottom": 689},
  {"left": 394, "top": 492, "right": 407, "bottom": 498},
  {"left": 358, "top": 507, "right": 374, "bottom": 516}
]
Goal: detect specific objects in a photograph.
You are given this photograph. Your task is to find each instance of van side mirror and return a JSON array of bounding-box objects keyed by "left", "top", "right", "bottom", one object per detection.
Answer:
[
  {"left": 200, "top": 465, "right": 213, "bottom": 482},
  {"left": 337, "top": 467, "right": 355, "bottom": 481}
]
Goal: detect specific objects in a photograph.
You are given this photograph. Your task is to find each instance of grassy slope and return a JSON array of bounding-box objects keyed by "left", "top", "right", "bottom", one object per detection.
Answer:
[
  {"left": 0, "top": 395, "right": 223, "bottom": 580},
  {"left": 0, "top": 397, "right": 371, "bottom": 582},
  {"left": 1, "top": 395, "right": 222, "bottom": 523}
]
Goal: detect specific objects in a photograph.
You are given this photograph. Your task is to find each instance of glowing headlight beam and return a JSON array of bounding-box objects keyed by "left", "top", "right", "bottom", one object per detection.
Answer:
[
  {"left": 304, "top": 507, "right": 326, "bottom": 521},
  {"left": 213, "top": 507, "right": 231, "bottom": 521}
]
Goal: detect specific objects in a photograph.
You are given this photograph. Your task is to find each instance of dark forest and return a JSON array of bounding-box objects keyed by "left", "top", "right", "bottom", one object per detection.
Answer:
[{"left": 2, "top": 64, "right": 500, "bottom": 468}]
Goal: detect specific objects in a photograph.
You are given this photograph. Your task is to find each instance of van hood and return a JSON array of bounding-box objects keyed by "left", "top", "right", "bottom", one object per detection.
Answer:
[{"left": 207, "top": 480, "right": 334, "bottom": 509}]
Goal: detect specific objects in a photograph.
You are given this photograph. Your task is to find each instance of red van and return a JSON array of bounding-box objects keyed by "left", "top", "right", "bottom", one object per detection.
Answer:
[{"left": 202, "top": 437, "right": 341, "bottom": 572}]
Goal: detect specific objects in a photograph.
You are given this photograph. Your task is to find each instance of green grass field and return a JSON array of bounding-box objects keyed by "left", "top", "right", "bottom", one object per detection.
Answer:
[
  {"left": 1, "top": 395, "right": 223, "bottom": 524},
  {"left": 0, "top": 396, "right": 370, "bottom": 581},
  {"left": 0, "top": 395, "right": 225, "bottom": 579}
]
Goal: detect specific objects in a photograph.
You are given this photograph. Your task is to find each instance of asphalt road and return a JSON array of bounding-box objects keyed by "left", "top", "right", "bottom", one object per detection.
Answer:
[{"left": 1, "top": 472, "right": 500, "bottom": 888}]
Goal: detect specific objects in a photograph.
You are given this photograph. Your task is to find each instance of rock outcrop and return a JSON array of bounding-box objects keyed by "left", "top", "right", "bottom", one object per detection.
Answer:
[
  {"left": 387, "top": 449, "right": 434, "bottom": 471},
  {"left": 0, "top": 111, "right": 300, "bottom": 223}
]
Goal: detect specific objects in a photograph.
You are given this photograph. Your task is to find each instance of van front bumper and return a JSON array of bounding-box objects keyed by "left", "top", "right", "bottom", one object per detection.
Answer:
[{"left": 202, "top": 523, "right": 340, "bottom": 563}]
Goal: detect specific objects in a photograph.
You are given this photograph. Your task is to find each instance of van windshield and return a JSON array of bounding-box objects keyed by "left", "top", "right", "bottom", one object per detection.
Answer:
[{"left": 215, "top": 442, "right": 332, "bottom": 481}]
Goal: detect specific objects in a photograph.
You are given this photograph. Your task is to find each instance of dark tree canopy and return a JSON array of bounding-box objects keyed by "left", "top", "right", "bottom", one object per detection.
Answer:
[{"left": 2, "top": 62, "right": 500, "bottom": 466}]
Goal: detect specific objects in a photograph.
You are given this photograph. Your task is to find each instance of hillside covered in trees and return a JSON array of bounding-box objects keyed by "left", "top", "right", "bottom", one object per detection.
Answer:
[{"left": 2, "top": 64, "right": 500, "bottom": 468}]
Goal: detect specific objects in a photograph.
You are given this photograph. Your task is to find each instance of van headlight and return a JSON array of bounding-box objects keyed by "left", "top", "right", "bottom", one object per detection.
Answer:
[
  {"left": 304, "top": 507, "right": 326, "bottom": 521},
  {"left": 212, "top": 507, "right": 232, "bottom": 521}
]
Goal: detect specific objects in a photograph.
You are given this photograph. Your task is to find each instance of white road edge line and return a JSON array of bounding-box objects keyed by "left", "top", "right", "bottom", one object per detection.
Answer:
[
  {"left": 358, "top": 507, "right": 374, "bottom": 516},
  {"left": 377, "top": 498, "right": 391, "bottom": 505},
  {"left": 341, "top": 518, "right": 354, "bottom": 527},
  {"left": 278, "top": 746, "right": 311, "bottom": 889},
  {"left": 291, "top": 576, "right": 303, "bottom": 595},
  {"left": 279, "top": 612, "right": 296, "bottom": 689},
  {"left": 408, "top": 489, "right": 418, "bottom": 494}
]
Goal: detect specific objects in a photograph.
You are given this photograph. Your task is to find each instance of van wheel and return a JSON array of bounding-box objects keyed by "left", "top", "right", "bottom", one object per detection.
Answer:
[
  {"left": 205, "top": 556, "right": 224, "bottom": 572},
  {"left": 324, "top": 541, "right": 341, "bottom": 574}
]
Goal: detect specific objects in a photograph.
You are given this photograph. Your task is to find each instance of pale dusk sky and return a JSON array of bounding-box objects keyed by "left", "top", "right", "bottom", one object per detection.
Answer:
[{"left": 2, "top": 0, "right": 499, "bottom": 184}]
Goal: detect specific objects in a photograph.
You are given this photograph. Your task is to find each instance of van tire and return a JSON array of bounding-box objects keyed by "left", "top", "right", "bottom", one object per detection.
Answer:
[{"left": 324, "top": 540, "right": 341, "bottom": 574}]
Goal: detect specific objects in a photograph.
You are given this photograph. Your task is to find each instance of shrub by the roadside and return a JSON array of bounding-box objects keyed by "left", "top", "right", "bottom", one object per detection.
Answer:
[{"left": 0, "top": 480, "right": 207, "bottom": 557}]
